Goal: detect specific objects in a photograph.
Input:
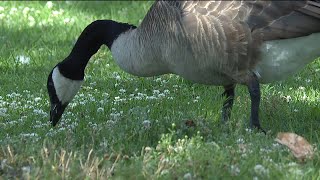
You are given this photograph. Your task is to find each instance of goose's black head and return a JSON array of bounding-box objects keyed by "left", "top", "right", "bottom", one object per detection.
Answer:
[
  {"left": 47, "top": 20, "right": 136, "bottom": 126},
  {"left": 47, "top": 65, "right": 83, "bottom": 126}
]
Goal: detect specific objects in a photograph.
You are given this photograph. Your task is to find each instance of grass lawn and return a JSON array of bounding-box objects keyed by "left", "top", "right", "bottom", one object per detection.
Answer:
[{"left": 0, "top": 1, "right": 320, "bottom": 179}]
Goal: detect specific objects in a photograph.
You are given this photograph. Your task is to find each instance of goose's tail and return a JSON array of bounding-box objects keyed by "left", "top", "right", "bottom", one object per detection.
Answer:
[{"left": 256, "top": 32, "right": 320, "bottom": 84}]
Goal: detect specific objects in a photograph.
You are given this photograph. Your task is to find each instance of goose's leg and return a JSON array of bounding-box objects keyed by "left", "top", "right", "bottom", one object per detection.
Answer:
[
  {"left": 247, "top": 73, "right": 266, "bottom": 134},
  {"left": 221, "top": 84, "right": 235, "bottom": 123}
]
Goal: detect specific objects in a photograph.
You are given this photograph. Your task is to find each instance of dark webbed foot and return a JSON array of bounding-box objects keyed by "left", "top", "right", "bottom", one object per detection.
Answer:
[
  {"left": 249, "top": 117, "right": 267, "bottom": 134},
  {"left": 247, "top": 73, "right": 266, "bottom": 134},
  {"left": 221, "top": 84, "right": 235, "bottom": 123}
]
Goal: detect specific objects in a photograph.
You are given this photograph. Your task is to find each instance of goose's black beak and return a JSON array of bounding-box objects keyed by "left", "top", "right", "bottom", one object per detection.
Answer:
[{"left": 50, "top": 102, "right": 67, "bottom": 126}]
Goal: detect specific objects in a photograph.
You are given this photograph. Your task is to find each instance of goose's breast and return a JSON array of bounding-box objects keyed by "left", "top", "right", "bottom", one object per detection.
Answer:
[{"left": 164, "top": 47, "right": 233, "bottom": 85}]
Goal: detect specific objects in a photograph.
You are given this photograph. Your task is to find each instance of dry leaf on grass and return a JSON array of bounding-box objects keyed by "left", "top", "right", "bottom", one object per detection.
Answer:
[{"left": 275, "top": 132, "right": 314, "bottom": 161}]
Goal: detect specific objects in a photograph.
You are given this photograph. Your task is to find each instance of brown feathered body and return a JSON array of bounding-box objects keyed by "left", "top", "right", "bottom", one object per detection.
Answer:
[{"left": 111, "top": 0, "right": 320, "bottom": 85}]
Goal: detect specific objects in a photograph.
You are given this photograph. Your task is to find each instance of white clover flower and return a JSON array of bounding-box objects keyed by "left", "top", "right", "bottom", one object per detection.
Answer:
[
  {"left": 287, "top": 162, "right": 298, "bottom": 167},
  {"left": 15, "top": 55, "right": 30, "bottom": 64},
  {"left": 52, "top": 10, "right": 61, "bottom": 16},
  {"left": 288, "top": 168, "right": 303, "bottom": 176},
  {"left": 137, "top": 92, "right": 146, "bottom": 97},
  {"left": 67, "top": 122, "right": 78, "bottom": 130},
  {"left": 20, "top": 133, "right": 38, "bottom": 137},
  {"left": 89, "top": 96, "right": 95, "bottom": 102},
  {"left": 21, "top": 166, "right": 31, "bottom": 174},
  {"left": 46, "top": 1, "right": 53, "bottom": 9},
  {"left": 237, "top": 138, "right": 245, "bottom": 144},
  {"left": 0, "top": 100, "right": 6, "bottom": 108},
  {"left": 68, "top": 102, "right": 77, "bottom": 109},
  {"left": 34, "top": 97, "right": 41, "bottom": 102},
  {"left": 153, "top": 90, "right": 160, "bottom": 94},
  {"left": 6, "top": 120, "right": 18, "bottom": 126},
  {"left": 10, "top": 7, "right": 17, "bottom": 15},
  {"left": 119, "top": 88, "right": 126, "bottom": 93},
  {"left": 144, "top": 146, "right": 152, "bottom": 152},
  {"left": 183, "top": 172, "right": 192, "bottom": 179},
  {"left": 155, "top": 77, "right": 162, "bottom": 82},
  {"left": 260, "top": 148, "right": 272, "bottom": 154},
  {"left": 284, "top": 95, "right": 291, "bottom": 102},
  {"left": 146, "top": 96, "right": 157, "bottom": 100},
  {"left": 110, "top": 112, "right": 121, "bottom": 120},
  {"left": 9, "top": 102, "right": 18, "bottom": 109},
  {"left": 302, "top": 93, "right": 307, "bottom": 100},
  {"left": 135, "top": 96, "right": 142, "bottom": 100},
  {"left": 230, "top": 165, "right": 240, "bottom": 176},
  {"left": 254, "top": 164, "right": 269, "bottom": 176},
  {"left": 99, "top": 139, "right": 108, "bottom": 148},
  {"left": 106, "top": 120, "right": 116, "bottom": 128},
  {"left": 88, "top": 122, "right": 98, "bottom": 130},
  {"left": 22, "top": 7, "right": 30, "bottom": 15},
  {"left": 0, "top": 108, "right": 7, "bottom": 117},
  {"left": 97, "top": 107, "right": 104, "bottom": 113},
  {"left": 142, "top": 120, "right": 151, "bottom": 129},
  {"left": 33, "top": 109, "right": 47, "bottom": 117},
  {"left": 63, "top": 17, "right": 75, "bottom": 24},
  {"left": 28, "top": 16, "right": 36, "bottom": 27},
  {"left": 158, "top": 93, "right": 165, "bottom": 98},
  {"left": 115, "top": 75, "right": 121, "bottom": 80},
  {"left": 1, "top": 159, "right": 8, "bottom": 170},
  {"left": 38, "top": 20, "right": 45, "bottom": 27},
  {"left": 8, "top": 8, "right": 16, "bottom": 14},
  {"left": 79, "top": 101, "right": 87, "bottom": 105},
  {"left": 58, "top": 127, "right": 66, "bottom": 131},
  {"left": 272, "top": 143, "right": 280, "bottom": 148}
]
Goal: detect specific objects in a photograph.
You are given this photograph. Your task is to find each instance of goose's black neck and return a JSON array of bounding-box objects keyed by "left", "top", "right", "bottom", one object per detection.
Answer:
[{"left": 58, "top": 20, "right": 136, "bottom": 80}]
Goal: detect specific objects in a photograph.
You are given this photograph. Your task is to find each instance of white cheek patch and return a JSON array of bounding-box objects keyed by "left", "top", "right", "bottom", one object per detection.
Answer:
[{"left": 52, "top": 67, "right": 83, "bottom": 104}]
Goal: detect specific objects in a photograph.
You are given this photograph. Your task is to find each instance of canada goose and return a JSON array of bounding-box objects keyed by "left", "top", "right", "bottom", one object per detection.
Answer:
[{"left": 47, "top": 1, "right": 320, "bottom": 133}]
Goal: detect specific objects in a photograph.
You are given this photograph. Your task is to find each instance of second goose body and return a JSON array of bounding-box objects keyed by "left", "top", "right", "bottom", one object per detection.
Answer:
[{"left": 47, "top": 1, "right": 320, "bottom": 132}]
